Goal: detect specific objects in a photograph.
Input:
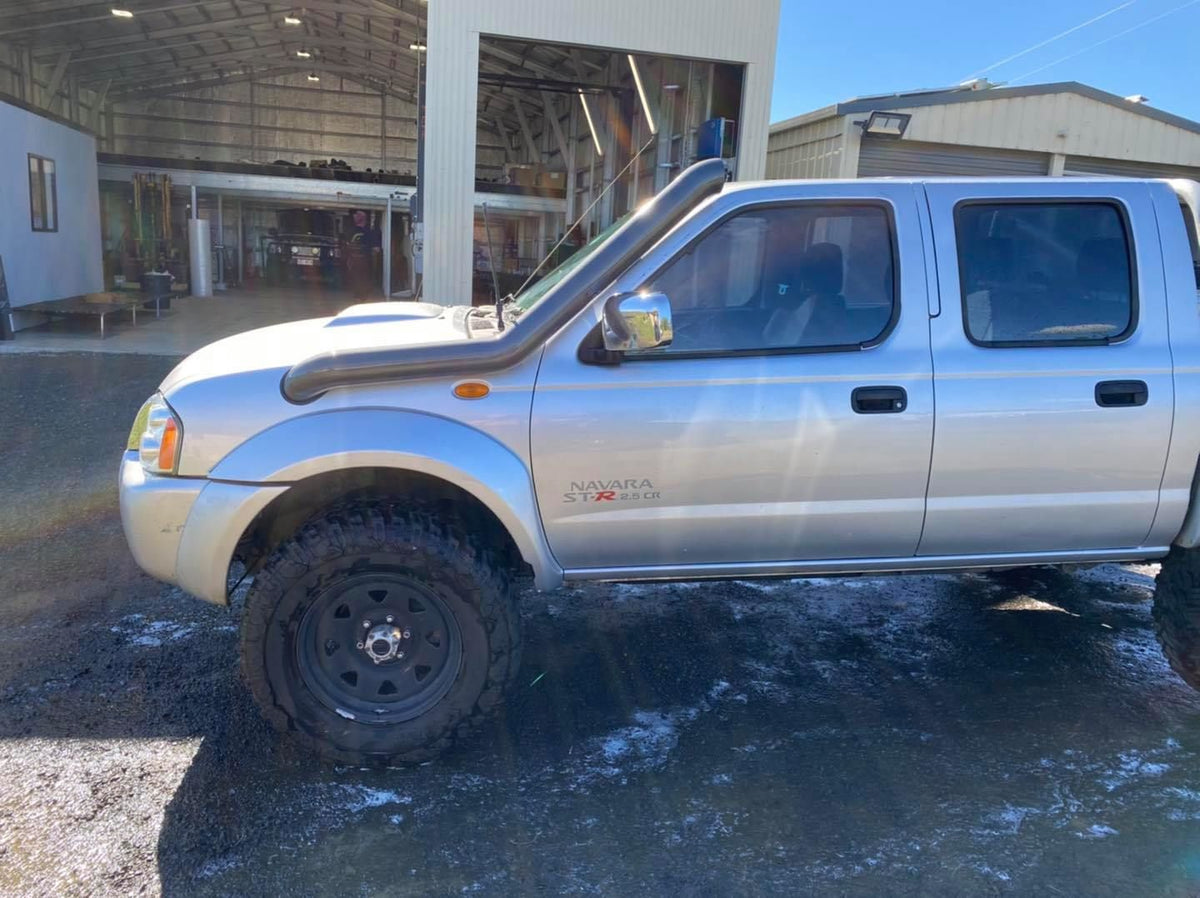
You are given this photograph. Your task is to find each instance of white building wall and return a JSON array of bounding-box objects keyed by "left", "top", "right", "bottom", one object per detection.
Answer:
[
  {"left": 424, "top": 0, "right": 780, "bottom": 304},
  {"left": 0, "top": 100, "right": 102, "bottom": 324}
]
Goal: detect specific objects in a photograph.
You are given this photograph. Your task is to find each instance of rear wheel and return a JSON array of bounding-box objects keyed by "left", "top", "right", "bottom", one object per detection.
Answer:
[
  {"left": 241, "top": 503, "right": 521, "bottom": 765},
  {"left": 1153, "top": 546, "right": 1200, "bottom": 691}
]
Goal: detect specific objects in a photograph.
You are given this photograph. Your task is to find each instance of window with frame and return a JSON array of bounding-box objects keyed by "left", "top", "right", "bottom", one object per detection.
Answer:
[
  {"left": 1180, "top": 203, "right": 1200, "bottom": 291},
  {"left": 636, "top": 203, "right": 897, "bottom": 355},
  {"left": 956, "top": 201, "right": 1134, "bottom": 346},
  {"left": 28, "top": 154, "right": 57, "bottom": 233}
]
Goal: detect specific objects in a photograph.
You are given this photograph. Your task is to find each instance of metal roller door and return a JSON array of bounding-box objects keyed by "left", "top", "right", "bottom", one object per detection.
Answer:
[
  {"left": 857, "top": 140, "right": 1048, "bottom": 177},
  {"left": 1064, "top": 155, "right": 1200, "bottom": 180}
]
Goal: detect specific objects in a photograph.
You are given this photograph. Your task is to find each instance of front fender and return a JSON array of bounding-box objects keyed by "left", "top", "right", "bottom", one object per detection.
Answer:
[{"left": 208, "top": 408, "right": 563, "bottom": 590}]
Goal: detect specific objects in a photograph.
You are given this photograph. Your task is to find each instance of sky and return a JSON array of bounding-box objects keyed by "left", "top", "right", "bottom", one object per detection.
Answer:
[{"left": 769, "top": 0, "right": 1200, "bottom": 125}]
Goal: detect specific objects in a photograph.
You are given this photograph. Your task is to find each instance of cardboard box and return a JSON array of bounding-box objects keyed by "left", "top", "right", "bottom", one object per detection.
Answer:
[{"left": 506, "top": 164, "right": 537, "bottom": 187}]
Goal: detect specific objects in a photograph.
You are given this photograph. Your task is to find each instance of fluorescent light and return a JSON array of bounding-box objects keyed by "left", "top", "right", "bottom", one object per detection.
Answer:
[
  {"left": 111, "top": 7, "right": 134, "bottom": 17},
  {"left": 306, "top": 73, "right": 320, "bottom": 82},
  {"left": 627, "top": 54, "right": 656, "bottom": 136},
  {"left": 295, "top": 49, "right": 311, "bottom": 58},
  {"left": 409, "top": 42, "right": 426, "bottom": 51},
  {"left": 579, "top": 90, "right": 603, "bottom": 158},
  {"left": 283, "top": 15, "right": 301, "bottom": 25}
]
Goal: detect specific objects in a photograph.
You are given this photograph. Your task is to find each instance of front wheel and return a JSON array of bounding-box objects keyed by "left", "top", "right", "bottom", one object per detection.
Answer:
[
  {"left": 1153, "top": 546, "right": 1200, "bottom": 691},
  {"left": 241, "top": 503, "right": 521, "bottom": 765}
]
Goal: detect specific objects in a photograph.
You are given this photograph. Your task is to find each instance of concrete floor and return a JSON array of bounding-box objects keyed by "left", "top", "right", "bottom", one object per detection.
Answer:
[
  {"left": 4, "top": 352, "right": 1200, "bottom": 897},
  {"left": 0, "top": 286, "right": 353, "bottom": 356}
]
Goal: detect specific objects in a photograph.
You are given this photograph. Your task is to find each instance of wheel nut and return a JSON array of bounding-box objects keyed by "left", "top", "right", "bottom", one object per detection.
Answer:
[
  {"left": 402, "top": 629, "right": 411, "bottom": 640},
  {"left": 356, "top": 642, "right": 364, "bottom": 650},
  {"left": 362, "top": 620, "right": 371, "bottom": 629},
  {"left": 385, "top": 615, "right": 394, "bottom": 624}
]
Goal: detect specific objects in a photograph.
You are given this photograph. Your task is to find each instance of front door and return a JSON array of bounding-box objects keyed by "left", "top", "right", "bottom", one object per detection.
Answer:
[
  {"left": 919, "top": 181, "right": 1174, "bottom": 555},
  {"left": 530, "top": 183, "right": 935, "bottom": 575}
]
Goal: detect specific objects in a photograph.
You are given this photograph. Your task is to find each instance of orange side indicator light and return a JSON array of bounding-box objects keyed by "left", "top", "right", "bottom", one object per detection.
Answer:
[
  {"left": 453, "top": 381, "right": 490, "bottom": 400},
  {"left": 158, "top": 417, "right": 180, "bottom": 471}
]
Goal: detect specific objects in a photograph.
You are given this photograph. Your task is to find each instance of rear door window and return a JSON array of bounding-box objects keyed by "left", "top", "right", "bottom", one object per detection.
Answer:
[{"left": 955, "top": 202, "right": 1135, "bottom": 346}]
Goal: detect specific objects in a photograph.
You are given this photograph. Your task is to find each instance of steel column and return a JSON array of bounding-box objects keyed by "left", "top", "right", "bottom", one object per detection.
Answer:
[
  {"left": 236, "top": 200, "right": 244, "bottom": 285},
  {"left": 215, "top": 192, "right": 225, "bottom": 290},
  {"left": 382, "top": 194, "right": 393, "bottom": 299}
]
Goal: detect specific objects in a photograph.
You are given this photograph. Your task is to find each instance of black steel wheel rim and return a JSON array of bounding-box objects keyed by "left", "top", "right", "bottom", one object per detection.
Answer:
[{"left": 295, "top": 569, "right": 462, "bottom": 725}]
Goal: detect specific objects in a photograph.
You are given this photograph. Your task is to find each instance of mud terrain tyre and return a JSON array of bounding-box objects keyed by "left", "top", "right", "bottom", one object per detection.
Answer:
[
  {"left": 241, "top": 503, "right": 521, "bottom": 765},
  {"left": 1153, "top": 546, "right": 1200, "bottom": 691}
]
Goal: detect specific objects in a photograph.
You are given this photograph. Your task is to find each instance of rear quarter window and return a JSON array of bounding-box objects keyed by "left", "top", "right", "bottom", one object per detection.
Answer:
[{"left": 955, "top": 201, "right": 1135, "bottom": 347}]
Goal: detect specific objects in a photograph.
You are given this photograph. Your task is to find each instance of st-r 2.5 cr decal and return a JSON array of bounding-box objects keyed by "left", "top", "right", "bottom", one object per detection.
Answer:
[{"left": 562, "top": 478, "right": 661, "bottom": 503}]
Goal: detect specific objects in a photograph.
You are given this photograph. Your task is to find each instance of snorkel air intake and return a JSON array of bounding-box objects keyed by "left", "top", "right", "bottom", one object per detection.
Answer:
[{"left": 281, "top": 158, "right": 728, "bottom": 403}]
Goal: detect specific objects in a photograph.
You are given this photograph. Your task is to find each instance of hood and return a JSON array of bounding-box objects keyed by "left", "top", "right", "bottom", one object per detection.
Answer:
[{"left": 159, "top": 302, "right": 468, "bottom": 394}]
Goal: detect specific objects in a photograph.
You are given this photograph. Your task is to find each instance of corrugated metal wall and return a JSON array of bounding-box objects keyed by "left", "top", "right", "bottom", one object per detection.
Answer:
[
  {"left": 0, "top": 40, "right": 104, "bottom": 132},
  {"left": 765, "top": 115, "right": 843, "bottom": 179},
  {"left": 1065, "top": 154, "right": 1200, "bottom": 180},
  {"left": 108, "top": 72, "right": 506, "bottom": 177},
  {"left": 857, "top": 140, "right": 1048, "bottom": 176},
  {"left": 884, "top": 93, "right": 1200, "bottom": 167},
  {"left": 0, "top": 42, "right": 22, "bottom": 98}
]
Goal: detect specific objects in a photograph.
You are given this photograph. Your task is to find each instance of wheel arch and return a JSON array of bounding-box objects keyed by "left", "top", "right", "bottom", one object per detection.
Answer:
[{"left": 210, "top": 409, "right": 563, "bottom": 592}]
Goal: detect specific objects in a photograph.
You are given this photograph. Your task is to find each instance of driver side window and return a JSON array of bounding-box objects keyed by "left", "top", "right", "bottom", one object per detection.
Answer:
[{"left": 637, "top": 203, "right": 897, "bottom": 355}]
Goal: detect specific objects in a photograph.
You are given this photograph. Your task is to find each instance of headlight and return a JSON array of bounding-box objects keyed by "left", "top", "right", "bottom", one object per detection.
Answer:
[{"left": 127, "top": 393, "right": 183, "bottom": 474}]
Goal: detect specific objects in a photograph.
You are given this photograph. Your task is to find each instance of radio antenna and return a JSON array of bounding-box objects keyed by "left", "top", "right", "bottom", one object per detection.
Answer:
[{"left": 480, "top": 202, "right": 505, "bottom": 332}]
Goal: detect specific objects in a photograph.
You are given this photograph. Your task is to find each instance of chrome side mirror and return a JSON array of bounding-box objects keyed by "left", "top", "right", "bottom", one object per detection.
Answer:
[{"left": 602, "top": 291, "right": 674, "bottom": 352}]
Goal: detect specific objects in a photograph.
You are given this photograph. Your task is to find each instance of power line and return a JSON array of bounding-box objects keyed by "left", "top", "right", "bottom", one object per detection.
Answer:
[
  {"left": 1010, "top": 0, "right": 1200, "bottom": 82},
  {"left": 961, "top": 0, "right": 1138, "bottom": 81}
]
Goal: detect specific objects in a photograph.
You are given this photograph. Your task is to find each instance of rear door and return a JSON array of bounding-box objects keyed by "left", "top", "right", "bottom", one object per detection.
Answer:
[
  {"left": 919, "top": 180, "right": 1174, "bottom": 555},
  {"left": 530, "top": 182, "right": 935, "bottom": 575}
]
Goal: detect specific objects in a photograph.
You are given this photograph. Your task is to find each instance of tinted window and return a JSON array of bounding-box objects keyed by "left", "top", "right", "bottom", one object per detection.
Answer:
[
  {"left": 638, "top": 204, "right": 896, "bottom": 354},
  {"left": 956, "top": 202, "right": 1133, "bottom": 345}
]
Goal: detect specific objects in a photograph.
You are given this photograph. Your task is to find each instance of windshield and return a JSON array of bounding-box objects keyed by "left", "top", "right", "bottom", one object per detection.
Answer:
[{"left": 513, "top": 215, "right": 630, "bottom": 312}]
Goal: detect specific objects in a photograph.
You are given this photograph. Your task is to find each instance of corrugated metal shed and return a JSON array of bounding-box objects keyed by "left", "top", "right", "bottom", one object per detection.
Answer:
[
  {"left": 764, "top": 110, "right": 843, "bottom": 179},
  {"left": 0, "top": 0, "right": 779, "bottom": 306},
  {"left": 767, "top": 81, "right": 1200, "bottom": 182}
]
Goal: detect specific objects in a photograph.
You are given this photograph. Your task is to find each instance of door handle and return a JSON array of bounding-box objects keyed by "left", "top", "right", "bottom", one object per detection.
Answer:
[
  {"left": 852, "top": 386, "right": 907, "bottom": 414},
  {"left": 1095, "top": 380, "right": 1148, "bottom": 408}
]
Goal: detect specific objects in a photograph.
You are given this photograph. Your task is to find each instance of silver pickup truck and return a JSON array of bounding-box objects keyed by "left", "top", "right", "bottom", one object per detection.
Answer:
[{"left": 121, "top": 159, "right": 1200, "bottom": 765}]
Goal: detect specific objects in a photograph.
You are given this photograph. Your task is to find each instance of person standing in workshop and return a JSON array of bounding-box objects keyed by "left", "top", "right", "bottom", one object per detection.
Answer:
[{"left": 346, "top": 209, "right": 379, "bottom": 299}]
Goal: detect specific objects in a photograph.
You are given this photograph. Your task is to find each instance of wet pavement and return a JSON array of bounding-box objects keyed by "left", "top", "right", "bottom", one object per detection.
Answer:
[{"left": 3, "top": 353, "right": 1200, "bottom": 897}]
